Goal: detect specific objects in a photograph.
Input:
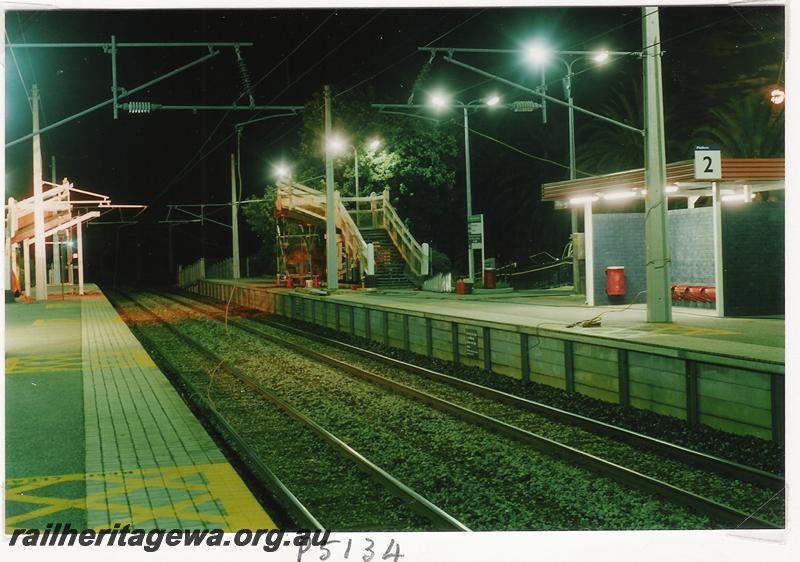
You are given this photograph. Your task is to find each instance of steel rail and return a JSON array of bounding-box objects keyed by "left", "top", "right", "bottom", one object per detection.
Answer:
[
  {"left": 176, "top": 288, "right": 784, "bottom": 492},
  {"left": 106, "top": 290, "right": 322, "bottom": 531},
  {"left": 119, "top": 290, "right": 469, "bottom": 532},
  {"left": 261, "top": 317, "right": 784, "bottom": 492},
  {"left": 164, "top": 290, "right": 780, "bottom": 529}
]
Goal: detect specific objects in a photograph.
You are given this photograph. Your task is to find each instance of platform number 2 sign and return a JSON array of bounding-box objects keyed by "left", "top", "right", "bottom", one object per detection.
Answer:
[{"left": 694, "top": 145, "right": 722, "bottom": 180}]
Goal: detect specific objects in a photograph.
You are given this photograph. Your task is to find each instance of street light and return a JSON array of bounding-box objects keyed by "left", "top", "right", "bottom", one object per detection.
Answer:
[
  {"left": 523, "top": 42, "right": 616, "bottom": 180},
  {"left": 274, "top": 163, "right": 291, "bottom": 180},
  {"left": 328, "top": 135, "right": 385, "bottom": 226},
  {"left": 427, "top": 92, "right": 502, "bottom": 283},
  {"left": 524, "top": 42, "right": 621, "bottom": 297}
]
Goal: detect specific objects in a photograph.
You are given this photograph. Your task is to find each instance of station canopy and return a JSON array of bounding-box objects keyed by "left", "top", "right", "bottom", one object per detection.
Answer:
[{"left": 541, "top": 158, "right": 785, "bottom": 205}]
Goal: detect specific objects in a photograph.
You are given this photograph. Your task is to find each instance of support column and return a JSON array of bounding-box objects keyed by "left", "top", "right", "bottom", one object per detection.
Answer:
[
  {"left": 324, "top": 85, "right": 338, "bottom": 290},
  {"left": 584, "top": 201, "right": 595, "bottom": 306},
  {"left": 571, "top": 208, "right": 581, "bottom": 294},
  {"left": 5, "top": 198, "right": 13, "bottom": 291},
  {"left": 32, "top": 84, "right": 47, "bottom": 300},
  {"left": 642, "top": 7, "right": 672, "bottom": 322},
  {"left": 67, "top": 229, "right": 74, "bottom": 288},
  {"left": 463, "top": 106, "right": 475, "bottom": 283},
  {"left": 230, "top": 153, "right": 241, "bottom": 279},
  {"left": 52, "top": 155, "right": 62, "bottom": 284},
  {"left": 23, "top": 240, "right": 31, "bottom": 297},
  {"left": 11, "top": 244, "right": 20, "bottom": 293},
  {"left": 77, "top": 220, "right": 84, "bottom": 295},
  {"left": 712, "top": 181, "right": 725, "bottom": 317}
]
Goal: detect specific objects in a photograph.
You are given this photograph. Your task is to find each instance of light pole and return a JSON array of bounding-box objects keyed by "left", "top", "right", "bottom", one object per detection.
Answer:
[
  {"left": 429, "top": 92, "right": 502, "bottom": 283},
  {"left": 329, "top": 136, "right": 383, "bottom": 227},
  {"left": 525, "top": 47, "right": 613, "bottom": 295}
]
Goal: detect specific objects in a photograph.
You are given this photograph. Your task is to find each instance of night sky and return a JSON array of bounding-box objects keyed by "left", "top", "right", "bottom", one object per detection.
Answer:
[{"left": 3, "top": 5, "right": 784, "bottom": 283}]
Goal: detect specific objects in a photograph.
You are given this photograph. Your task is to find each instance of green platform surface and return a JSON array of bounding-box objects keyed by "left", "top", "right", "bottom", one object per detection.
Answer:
[{"left": 4, "top": 285, "right": 274, "bottom": 531}]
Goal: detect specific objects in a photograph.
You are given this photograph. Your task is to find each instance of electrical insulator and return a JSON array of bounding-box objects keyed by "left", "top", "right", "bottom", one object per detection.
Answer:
[
  {"left": 126, "top": 101, "right": 154, "bottom": 114},
  {"left": 234, "top": 45, "right": 256, "bottom": 107},
  {"left": 511, "top": 101, "right": 541, "bottom": 113}
]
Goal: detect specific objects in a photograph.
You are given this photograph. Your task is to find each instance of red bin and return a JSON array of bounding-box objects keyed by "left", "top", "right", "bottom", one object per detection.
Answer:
[
  {"left": 484, "top": 268, "right": 497, "bottom": 289},
  {"left": 456, "top": 278, "right": 466, "bottom": 295},
  {"left": 605, "top": 266, "right": 625, "bottom": 296}
]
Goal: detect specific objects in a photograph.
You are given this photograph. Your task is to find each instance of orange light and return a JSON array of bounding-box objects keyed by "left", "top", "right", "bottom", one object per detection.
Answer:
[{"left": 770, "top": 88, "right": 785, "bottom": 105}]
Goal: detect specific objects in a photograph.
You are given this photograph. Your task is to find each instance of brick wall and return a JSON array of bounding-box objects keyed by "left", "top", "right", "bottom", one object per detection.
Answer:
[
  {"left": 592, "top": 213, "right": 647, "bottom": 306},
  {"left": 669, "top": 207, "right": 714, "bottom": 284}
]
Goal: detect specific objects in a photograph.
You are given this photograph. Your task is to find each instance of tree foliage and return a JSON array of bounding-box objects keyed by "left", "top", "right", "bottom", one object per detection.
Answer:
[
  {"left": 243, "top": 88, "right": 461, "bottom": 269},
  {"left": 692, "top": 93, "right": 784, "bottom": 158}
]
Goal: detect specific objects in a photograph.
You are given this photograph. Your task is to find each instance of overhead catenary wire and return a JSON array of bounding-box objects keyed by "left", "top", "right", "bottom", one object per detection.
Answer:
[
  {"left": 150, "top": 12, "right": 336, "bottom": 207},
  {"left": 155, "top": 11, "right": 383, "bottom": 207},
  {"left": 336, "top": 9, "right": 487, "bottom": 99}
]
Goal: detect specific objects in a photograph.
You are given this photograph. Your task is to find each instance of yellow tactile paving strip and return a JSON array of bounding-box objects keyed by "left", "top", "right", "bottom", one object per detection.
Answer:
[
  {"left": 77, "top": 292, "right": 276, "bottom": 530},
  {"left": 6, "top": 463, "right": 273, "bottom": 531}
]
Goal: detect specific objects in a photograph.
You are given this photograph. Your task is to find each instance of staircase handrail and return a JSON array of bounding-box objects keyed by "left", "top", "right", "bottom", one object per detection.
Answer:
[
  {"left": 379, "top": 190, "right": 429, "bottom": 277},
  {"left": 277, "top": 181, "right": 374, "bottom": 276}
]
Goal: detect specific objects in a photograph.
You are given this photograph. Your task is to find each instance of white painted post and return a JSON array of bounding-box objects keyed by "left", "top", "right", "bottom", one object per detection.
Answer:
[
  {"left": 51, "top": 155, "right": 61, "bottom": 284},
  {"left": 77, "top": 220, "right": 84, "bottom": 295},
  {"left": 23, "top": 240, "right": 31, "bottom": 297},
  {"left": 32, "top": 84, "right": 47, "bottom": 301},
  {"left": 421, "top": 242, "right": 430, "bottom": 276},
  {"left": 4, "top": 199, "right": 12, "bottom": 291},
  {"left": 712, "top": 181, "right": 725, "bottom": 317},
  {"left": 66, "top": 229, "right": 74, "bottom": 288},
  {"left": 366, "top": 243, "right": 375, "bottom": 276},
  {"left": 584, "top": 201, "right": 595, "bottom": 307},
  {"left": 11, "top": 243, "right": 20, "bottom": 293}
]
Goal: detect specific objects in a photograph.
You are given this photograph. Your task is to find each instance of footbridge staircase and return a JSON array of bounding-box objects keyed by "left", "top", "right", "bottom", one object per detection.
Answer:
[{"left": 275, "top": 181, "right": 429, "bottom": 287}]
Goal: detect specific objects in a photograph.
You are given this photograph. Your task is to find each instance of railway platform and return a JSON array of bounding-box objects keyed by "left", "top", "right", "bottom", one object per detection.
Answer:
[
  {"left": 4, "top": 285, "right": 275, "bottom": 532},
  {"left": 190, "top": 278, "right": 785, "bottom": 442}
]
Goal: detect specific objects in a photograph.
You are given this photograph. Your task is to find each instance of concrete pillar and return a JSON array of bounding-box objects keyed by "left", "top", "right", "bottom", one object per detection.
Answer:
[
  {"left": 51, "top": 156, "right": 61, "bottom": 284},
  {"left": 642, "top": 7, "right": 672, "bottom": 322},
  {"left": 32, "top": 84, "right": 47, "bottom": 301},
  {"left": 323, "top": 85, "right": 338, "bottom": 290},
  {"left": 77, "top": 221, "right": 84, "bottom": 295},
  {"left": 23, "top": 240, "right": 31, "bottom": 297},
  {"left": 230, "top": 153, "right": 241, "bottom": 279}
]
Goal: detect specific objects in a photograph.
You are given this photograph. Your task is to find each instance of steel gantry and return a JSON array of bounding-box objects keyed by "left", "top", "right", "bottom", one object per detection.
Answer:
[{"left": 413, "top": 11, "right": 672, "bottom": 322}]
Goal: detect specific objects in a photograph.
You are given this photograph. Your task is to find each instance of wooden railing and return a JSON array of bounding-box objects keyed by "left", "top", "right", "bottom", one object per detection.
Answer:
[
  {"left": 276, "top": 182, "right": 374, "bottom": 276},
  {"left": 276, "top": 182, "right": 429, "bottom": 279},
  {"left": 378, "top": 189, "right": 429, "bottom": 277}
]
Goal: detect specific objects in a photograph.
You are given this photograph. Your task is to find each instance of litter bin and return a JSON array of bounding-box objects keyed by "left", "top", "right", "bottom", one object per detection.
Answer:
[
  {"left": 456, "top": 278, "right": 473, "bottom": 295},
  {"left": 484, "top": 268, "right": 497, "bottom": 289},
  {"left": 605, "top": 266, "right": 625, "bottom": 296}
]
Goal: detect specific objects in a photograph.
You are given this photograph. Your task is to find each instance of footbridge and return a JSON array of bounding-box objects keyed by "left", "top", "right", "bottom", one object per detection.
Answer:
[{"left": 275, "top": 181, "right": 430, "bottom": 288}]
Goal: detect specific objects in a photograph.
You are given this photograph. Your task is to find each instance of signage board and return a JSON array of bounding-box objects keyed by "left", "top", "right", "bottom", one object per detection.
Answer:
[
  {"left": 468, "top": 213, "right": 484, "bottom": 250},
  {"left": 464, "top": 327, "right": 480, "bottom": 359},
  {"left": 694, "top": 145, "right": 722, "bottom": 180}
]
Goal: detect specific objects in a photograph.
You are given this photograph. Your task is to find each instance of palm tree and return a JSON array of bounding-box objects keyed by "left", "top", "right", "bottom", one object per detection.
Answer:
[
  {"left": 692, "top": 93, "right": 784, "bottom": 157},
  {"left": 576, "top": 80, "right": 680, "bottom": 176}
]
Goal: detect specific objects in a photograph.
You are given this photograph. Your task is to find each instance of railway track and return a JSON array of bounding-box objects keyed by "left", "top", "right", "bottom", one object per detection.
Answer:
[
  {"left": 161, "top": 288, "right": 783, "bottom": 530},
  {"left": 109, "top": 289, "right": 469, "bottom": 532}
]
